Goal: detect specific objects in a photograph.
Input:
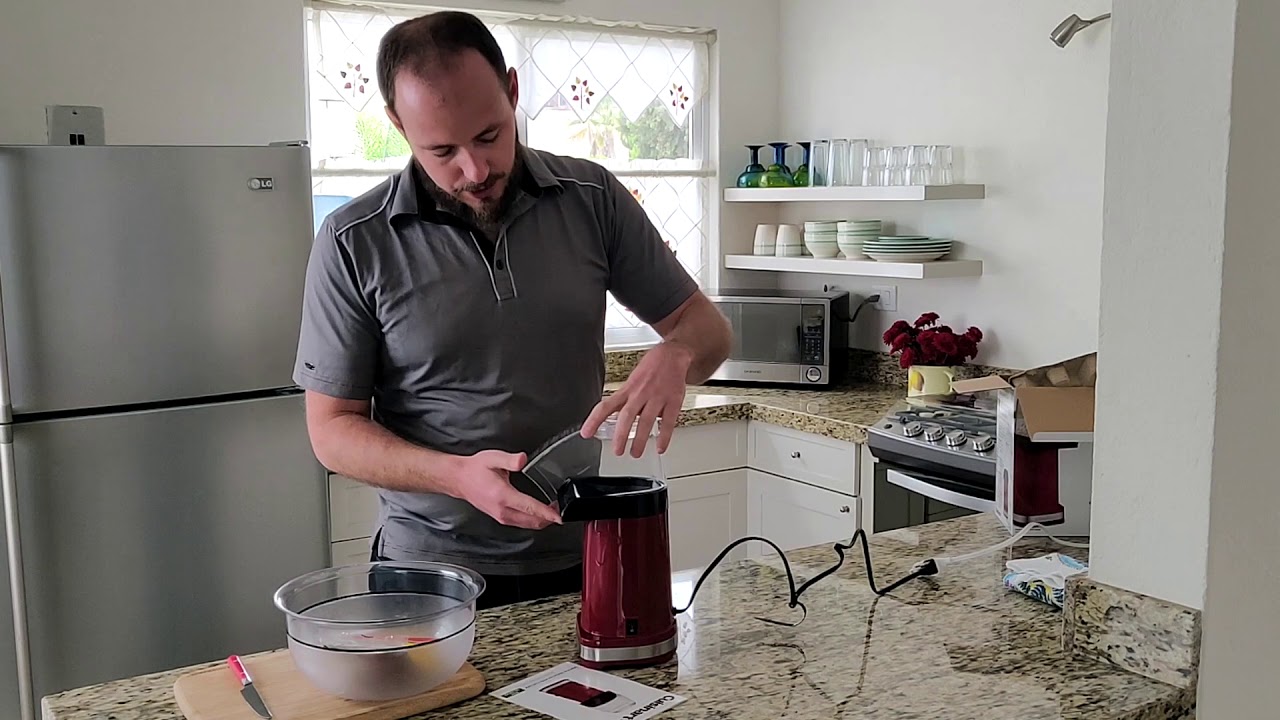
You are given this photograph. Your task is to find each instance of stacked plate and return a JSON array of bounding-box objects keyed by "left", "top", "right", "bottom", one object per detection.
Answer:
[
  {"left": 863, "top": 236, "right": 953, "bottom": 263},
  {"left": 802, "top": 221, "right": 839, "bottom": 258},
  {"left": 835, "top": 219, "right": 882, "bottom": 259}
]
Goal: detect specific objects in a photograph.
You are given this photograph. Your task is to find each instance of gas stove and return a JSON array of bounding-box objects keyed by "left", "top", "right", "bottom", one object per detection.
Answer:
[{"left": 866, "top": 394, "right": 998, "bottom": 479}]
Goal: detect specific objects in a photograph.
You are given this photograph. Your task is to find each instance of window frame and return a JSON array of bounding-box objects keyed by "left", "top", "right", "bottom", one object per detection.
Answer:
[{"left": 304, "top": 2, "right": 716, "bottom": 350}]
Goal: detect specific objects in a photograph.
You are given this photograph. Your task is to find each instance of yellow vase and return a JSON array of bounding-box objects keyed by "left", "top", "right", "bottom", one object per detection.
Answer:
[{"left": 907, "top": 365, "right": 955, "bottom": 397}]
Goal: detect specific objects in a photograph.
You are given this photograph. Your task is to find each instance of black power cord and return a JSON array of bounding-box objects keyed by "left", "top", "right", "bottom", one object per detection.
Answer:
[{"left": 672, "top": 529, "right": 938, "bottom": 626}]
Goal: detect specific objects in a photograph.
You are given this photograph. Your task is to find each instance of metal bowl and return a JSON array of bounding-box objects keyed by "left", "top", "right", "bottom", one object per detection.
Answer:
[{"left": 273, "top": 561, "right": 485, "bottom": 701}]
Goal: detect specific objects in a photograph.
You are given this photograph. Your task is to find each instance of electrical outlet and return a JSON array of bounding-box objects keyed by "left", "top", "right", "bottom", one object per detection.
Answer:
[
  {"left": 872, "top": 285, "right": 898, "bottom": 312},
  {"left": 46, "top": 105, "right": 105, "bottom": 146}
]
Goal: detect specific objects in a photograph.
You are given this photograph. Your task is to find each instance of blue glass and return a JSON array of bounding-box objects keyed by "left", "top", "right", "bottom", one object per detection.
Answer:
[
  {"left": 793, "top": 141, "right": 812, "bottom": 187},
  {"left": 736, "top": 145, "right": 767, "bottom": 188},
  {"left": 761, "top": 142, "right": 794, "bottom": 188}
]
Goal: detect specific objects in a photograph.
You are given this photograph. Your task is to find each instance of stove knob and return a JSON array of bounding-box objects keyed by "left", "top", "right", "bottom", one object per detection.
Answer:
[
  {"left": 902, "top": 421, "right": 923, "bottom": 438},
  {"left": 924, "top": 425, "right": 945, "bottom": 443},
  {"left": 945, "top": 430, "right": 968, "bottom": 447},
  {"left": 972, "top": 435, "right": 996, "bottom": 453}
]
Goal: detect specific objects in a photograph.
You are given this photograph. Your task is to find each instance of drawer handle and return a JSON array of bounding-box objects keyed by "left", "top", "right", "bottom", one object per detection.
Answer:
[
  {"left": 839, "top": 506, "right": 850, "bottom": 514},
  {"left": 790, "top": 451, "right": 801, "bottom": 459}
]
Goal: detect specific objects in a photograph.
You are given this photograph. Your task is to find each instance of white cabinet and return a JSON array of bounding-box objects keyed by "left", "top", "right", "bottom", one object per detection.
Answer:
[
  {"left": 748, "top": 423, "right": 859, "bottom": 496},
  {"left": 745, "top": 469, "right": 859, "bottom": 556},
  {"left": 666, "top": 469, "right": 749, "bottom": 573}
]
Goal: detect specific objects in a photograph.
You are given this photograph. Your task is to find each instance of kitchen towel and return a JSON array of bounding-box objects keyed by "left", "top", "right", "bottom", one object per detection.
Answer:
[{"left": 1002, "top": 553, "right": 1088, "bottom": 609}]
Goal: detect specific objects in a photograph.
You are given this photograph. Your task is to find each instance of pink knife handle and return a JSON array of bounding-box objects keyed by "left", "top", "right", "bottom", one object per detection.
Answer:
[{"left": 227, "top": 655, "right": 251, "bottom": 686}]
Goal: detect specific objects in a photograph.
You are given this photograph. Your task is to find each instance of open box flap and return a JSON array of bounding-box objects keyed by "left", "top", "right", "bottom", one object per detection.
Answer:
[
  {"left": 1015, "top": 387, "right": 1095, "bottom": 441},
  {"left": 950, "top": 375, "right": 1012, "bottom": 393}
]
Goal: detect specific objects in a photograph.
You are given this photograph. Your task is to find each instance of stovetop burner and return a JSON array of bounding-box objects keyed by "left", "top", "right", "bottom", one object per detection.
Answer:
[{"left": 866, "top": 394, "right": 999, "bottom": 477}]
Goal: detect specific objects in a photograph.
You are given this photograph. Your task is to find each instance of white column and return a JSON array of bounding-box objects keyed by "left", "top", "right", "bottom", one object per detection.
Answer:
[{"left": 1089, "top": 0, "right": 1239, "bottom": 611}]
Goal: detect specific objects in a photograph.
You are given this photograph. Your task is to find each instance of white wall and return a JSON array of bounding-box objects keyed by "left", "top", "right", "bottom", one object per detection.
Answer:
[
  {"left": 0, "top": 0, "right": 781, "bottom": 291},
  {"left": 751, "top": 0, "right": 1111, "bottom": 370},
  {"left": 1087, "top": 0, "right": 1237, "bottom": 612},
  {"left": 1197, "top": 0, "right": 1280, "bottom": 712},
  {"left": 0, "top": 0, "right": 308, "bottom": 145}
]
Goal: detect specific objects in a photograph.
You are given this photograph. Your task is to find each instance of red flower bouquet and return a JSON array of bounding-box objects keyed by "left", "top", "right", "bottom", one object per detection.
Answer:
[{"left": 882, "top": 313, "right": 983, "bottom": 369}]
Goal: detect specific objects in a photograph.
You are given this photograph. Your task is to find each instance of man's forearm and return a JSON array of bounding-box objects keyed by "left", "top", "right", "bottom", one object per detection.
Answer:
[
  {"left": 310, "top": 412, "right": 462, "bottom": 496},
  {"left": 662, "top": 296, "right": 732, "bottom": 384}
]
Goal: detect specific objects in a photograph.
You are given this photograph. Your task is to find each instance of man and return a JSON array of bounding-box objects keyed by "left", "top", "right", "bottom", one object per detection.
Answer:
[{"left": 293, "top": 10, "right": 732, "bottom": 610}]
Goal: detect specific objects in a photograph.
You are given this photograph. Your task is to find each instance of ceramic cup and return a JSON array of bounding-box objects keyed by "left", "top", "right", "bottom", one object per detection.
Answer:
[
  {"left": 753, "top": 224, "right": 778, "bottom": 256},
  {"left": 775, "top": 224, "right": 803, "bottom": 257}
]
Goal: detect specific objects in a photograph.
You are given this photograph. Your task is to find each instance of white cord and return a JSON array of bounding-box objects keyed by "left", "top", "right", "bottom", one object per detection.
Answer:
[{"left": 926, "top": 522, "right": 1089, "bottom": 573}]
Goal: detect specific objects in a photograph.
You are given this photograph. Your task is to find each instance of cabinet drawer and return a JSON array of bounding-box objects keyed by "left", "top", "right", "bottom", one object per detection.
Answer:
[
  {"left": 328, "top": 473, "right": 379, "bottom": 542},
  {"left": 601, "top": 421, "right": 747, "bottom": 479},
  {"left": 746, "top": 470, "right": 859, "bottom": 557},
  {"left": 748, "top": 423, "right": 858, "bottom": 496},
  {"left": 330, "top": 538, "right": 372, "bottom": 567}
]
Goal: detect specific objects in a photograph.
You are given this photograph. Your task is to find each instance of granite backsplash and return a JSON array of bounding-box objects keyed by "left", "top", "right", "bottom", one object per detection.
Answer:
[{"left": 605, "top": 347, "right": 1015, "bottom": 385}]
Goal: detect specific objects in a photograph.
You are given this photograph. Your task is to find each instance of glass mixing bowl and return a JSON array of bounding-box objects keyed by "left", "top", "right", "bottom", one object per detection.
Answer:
[{"left": 273, "top": 561, "right": 485, "bottom": 701}]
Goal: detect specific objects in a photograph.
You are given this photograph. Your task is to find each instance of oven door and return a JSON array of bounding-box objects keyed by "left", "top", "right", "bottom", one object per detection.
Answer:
[{"left": 872, "top": 460, "right": 994, "bottom": 534}]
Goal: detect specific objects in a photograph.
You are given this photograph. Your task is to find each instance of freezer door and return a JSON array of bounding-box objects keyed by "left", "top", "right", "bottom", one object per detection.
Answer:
[
  {"left": 7, "top": 392, "right": 328, "bottom": 703},
  {"left": 0, "top": 145, "right": 314, "bottom": 415}
]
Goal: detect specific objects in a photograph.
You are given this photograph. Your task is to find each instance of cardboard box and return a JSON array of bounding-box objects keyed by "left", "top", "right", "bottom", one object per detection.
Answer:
[{"left": 951, "top": 353, "right": 1097, "bottom": 536}]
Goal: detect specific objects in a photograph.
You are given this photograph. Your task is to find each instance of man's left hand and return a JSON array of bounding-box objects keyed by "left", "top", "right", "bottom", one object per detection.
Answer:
[{"left": 582, "top": 340, "right": 694, "bottom": 457}]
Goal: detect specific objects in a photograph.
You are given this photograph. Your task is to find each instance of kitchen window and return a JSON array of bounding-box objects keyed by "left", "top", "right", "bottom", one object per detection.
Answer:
[{"left": 305, "top": 2, "right": 714, "bottom": 348}]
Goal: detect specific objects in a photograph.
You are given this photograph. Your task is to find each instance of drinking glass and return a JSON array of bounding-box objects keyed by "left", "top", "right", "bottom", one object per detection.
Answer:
[
  {"left": 884, "top": 146, "right": 908, "bottom": 186},
  {"left": 928, "top": 145, "right": 955, "bottom": 184},
  {"left": 810, "top": 140, "right": 830, "bottom": 187},
  {"left": 906, "top": 145, "right": 930, "bottom": 185},
  {"left": 862, "top": 146, "right": 885, "bottom": 187},
  {"left": 847, "top": 139, "right": 869, "bottom": 186},
  {"left": 828, "top": 139, "right": 851, "bottom": 186}
]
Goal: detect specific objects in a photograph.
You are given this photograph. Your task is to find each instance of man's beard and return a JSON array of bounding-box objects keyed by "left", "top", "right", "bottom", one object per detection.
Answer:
[{"left": 420, "top": 150, "right": 524, "bottom": 229}]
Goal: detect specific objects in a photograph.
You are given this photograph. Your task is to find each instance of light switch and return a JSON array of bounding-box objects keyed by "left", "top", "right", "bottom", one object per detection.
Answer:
[{"left": 46, "top": 105, "right": 105, "bottom": 146}]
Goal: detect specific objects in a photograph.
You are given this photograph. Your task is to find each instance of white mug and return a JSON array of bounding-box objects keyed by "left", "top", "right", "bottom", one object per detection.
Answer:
[
  {"left": 775, "top": 224, "right": 803, "bottom": 257},
  {"left": 753, "top": 224, "right": 778, "bottom": 255}
]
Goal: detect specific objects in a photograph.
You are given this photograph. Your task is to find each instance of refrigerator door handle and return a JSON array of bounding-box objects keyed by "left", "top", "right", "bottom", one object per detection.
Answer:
[
  {"left": 0, "top": 253, "right": 13, "bottom": 423},
  {"left": 0, "top": 435, "right": 33, "bottom": 720}
]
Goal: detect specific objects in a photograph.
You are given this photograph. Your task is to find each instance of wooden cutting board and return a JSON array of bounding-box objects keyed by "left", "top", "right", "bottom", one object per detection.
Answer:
[{"left": 173, "top": 650, "right": 485, "bottom": 720}]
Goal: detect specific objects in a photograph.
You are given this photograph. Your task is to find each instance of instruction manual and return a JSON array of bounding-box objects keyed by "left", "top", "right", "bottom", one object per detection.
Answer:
[{"left": 491, "top": 662, "right": 687, "bottom": 720}]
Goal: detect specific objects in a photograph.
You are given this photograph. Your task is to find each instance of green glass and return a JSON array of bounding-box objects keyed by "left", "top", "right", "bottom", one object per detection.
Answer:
[
  {"left": 761, "top": 142, "right": 794, "bottom": 187},
  {"left": 736, "top": 145, "right": 767, "bottom": 188},
  {"left": 793, "top": 141, "right": 812, "bottom": 187}
]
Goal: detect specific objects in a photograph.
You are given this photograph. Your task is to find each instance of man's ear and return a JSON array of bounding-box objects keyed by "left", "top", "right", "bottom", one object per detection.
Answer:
[
  {"left": 385, "top": 104, "right": 405, "bottom": 136},
  {"left": 506, "top": 67, "right": 519, "bottom": 108}
]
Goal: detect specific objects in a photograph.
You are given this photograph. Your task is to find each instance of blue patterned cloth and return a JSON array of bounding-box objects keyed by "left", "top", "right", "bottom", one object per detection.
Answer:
[{"left": 1002, "top": 553, "right": 1088, "bottom": 609}]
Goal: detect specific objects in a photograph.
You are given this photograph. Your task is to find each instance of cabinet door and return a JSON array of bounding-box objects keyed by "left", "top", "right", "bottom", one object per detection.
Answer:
[
  {"left": 748, "top": 423, "right": 859, "bottom": 496},
  {"left": 746, "top": 470, "right": 859, "bottom": 556},
  {"left": 666, "top": 469, "right": 748, "bottom": 573}
]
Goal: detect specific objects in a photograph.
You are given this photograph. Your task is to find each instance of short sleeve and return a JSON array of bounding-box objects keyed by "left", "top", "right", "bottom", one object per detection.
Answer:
[
  {"left": 292, "top": 220, "right": 381, "bottom": 399},
  {"left": 602, "top": 173, "right": 698, "bottom": 325}
]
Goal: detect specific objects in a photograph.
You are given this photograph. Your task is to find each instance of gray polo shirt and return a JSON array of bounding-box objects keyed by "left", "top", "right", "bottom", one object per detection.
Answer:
[{"left": 293, "top": 147, "right": 697, "bottom": 575}]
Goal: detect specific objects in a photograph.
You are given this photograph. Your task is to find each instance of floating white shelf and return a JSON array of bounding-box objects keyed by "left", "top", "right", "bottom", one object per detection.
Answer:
[
  {"left": 722, "top": 185, "right": 986, "bottom": 202},
  {"left": 724, "top": 254, "right": 983, "bottom": 279}
]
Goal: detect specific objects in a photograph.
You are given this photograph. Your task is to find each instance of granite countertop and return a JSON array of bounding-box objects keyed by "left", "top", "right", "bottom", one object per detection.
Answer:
[
  {"left": 44, "top": 515, "right": 1191, "bottom": 720},
  {"left": 608, "top": 382, "right": 905, "bottom": 443}
]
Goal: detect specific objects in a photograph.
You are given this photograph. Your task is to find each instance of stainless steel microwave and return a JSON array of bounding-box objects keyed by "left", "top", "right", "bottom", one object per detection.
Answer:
[{"left": 706, "top": 289, "right": 851, "bottom": 387}]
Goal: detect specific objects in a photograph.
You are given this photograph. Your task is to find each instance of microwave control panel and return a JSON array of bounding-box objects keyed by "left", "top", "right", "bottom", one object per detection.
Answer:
[{"left": 801, "top": 305, "right": 826, "bottom": 364}]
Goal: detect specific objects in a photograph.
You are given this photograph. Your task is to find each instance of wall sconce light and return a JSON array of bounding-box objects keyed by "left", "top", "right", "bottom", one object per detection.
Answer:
[{"left": 1051, "top": 13, "right": 1111, "bottom": 48}]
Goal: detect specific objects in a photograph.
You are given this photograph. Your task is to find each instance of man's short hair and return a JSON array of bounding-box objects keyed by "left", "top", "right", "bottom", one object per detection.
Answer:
[{"left": 377, "top": 11, "right": 509, "bottom": 110}]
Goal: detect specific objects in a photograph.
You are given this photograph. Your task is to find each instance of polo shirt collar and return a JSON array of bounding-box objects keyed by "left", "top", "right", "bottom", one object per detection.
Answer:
[{"left": 388, "top": 145, "right": 561, "bottom": 222}]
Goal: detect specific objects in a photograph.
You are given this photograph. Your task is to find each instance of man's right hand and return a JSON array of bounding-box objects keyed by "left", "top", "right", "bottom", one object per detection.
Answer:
[{"left": 448, "top": 450, "right": 563, "bottom": 530}]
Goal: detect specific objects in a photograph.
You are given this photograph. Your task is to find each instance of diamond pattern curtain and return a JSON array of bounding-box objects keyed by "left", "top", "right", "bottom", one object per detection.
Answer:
[
  {"left": 489, "top": 24, "right": 708, "bottom": 128},
  {"left": 308, "top": 3, "right": 710, "bottom": 129}
]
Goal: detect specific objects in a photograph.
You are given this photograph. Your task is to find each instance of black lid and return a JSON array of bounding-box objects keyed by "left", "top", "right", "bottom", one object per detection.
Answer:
[{"left": 557, "top": 476, "right": 668, "bottom": 522}]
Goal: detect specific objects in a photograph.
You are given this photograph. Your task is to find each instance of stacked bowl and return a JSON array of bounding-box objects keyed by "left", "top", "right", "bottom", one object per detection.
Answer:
[
  {"left": 802, "top": 221, "right": 839, "bottom": 258},
  {"left": 863, "top": 236, "right": 953, "bottom": 263},
  {"left": 835, "top": 220, "right": 882, "bottom": 259}
]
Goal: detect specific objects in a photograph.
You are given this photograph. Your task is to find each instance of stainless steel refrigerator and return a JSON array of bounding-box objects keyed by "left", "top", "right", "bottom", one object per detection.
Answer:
[{"left": 0, "top": 145, "right": 330, "bottom": 720}]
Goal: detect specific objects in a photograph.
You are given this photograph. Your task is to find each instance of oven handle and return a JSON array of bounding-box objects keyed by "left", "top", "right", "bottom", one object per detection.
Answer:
[{"left": 885, "top": 469, "right": 996, "bottom": 514}]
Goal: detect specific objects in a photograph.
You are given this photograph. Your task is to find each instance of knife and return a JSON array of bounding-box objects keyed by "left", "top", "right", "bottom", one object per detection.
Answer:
[{"left": 227, "top": 655, "right": 272, "bottom": 719}]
